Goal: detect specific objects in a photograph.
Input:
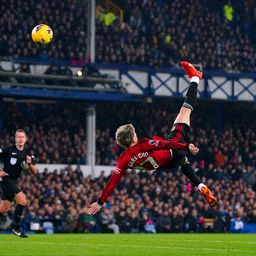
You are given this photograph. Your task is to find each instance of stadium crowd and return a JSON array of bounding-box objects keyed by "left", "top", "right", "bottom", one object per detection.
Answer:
[
  {"left": 0, "top": 0, "right": 256, "bottom": 72},
  {"left": 15, "top": 163, "right": 256, "bottom": 234},
  {"left": 0, "top": 102, "right": 87, "bottom": 164},
  {"left": 0, "top": 0, "right": 88, "bottom": 63},
  {"left": 1, "top": 101, "right": 255, "bottom": 169},
  {"left": 96, "top": 0, "right": 256, "bottom": 72},
  {"left": 0, "top": 101, "right": 255, "bottom": 233}
]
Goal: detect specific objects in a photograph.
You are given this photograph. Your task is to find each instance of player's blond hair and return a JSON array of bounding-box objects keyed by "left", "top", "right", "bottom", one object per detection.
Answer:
[{"left": 115, "top": 124, "right": 135, "bottom": 148}]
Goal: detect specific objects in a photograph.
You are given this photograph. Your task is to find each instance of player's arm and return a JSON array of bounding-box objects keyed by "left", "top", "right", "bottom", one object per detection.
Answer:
[
  {"left": 98, "top": 167, "right": 126, "bottom": 205},
  {"left": 141, "top": 138, "right": 188, "bottom": 151},
  {"left": 141, "top": 138, "right": 199, "bottom": 155},
  {"left": 25, "top": 155, "right": 39, "bottom": 174},
  {"left": 84, "top": 166, "right": 126, "bottom": 215}
]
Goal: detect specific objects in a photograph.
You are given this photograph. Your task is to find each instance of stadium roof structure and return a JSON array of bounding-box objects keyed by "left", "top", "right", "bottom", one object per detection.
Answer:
[
  {"left": 1, "top": 58, "right": 256, "bottom": 102},
  {"left": 0, "top": 70, "right": 141, "bottom": 102}
]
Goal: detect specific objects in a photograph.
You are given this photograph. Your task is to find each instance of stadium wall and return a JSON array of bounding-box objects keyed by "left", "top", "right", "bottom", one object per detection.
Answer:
[{"left": 36, "top": 164, "right": 114, "bottom": 177}]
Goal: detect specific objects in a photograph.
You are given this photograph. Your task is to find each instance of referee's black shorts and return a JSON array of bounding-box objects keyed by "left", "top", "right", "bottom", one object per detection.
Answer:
[
  {"left": 166, "top": 123, "right": 190, "bottom": 167},
  {"left": 0, "top": 182, "right": 21, "bottom": 202}
]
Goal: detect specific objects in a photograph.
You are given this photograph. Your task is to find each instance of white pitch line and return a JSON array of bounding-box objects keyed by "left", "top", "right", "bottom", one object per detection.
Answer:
[
  {"left": 112, "top": 238, "right": 256, "bottom": 245},
  {"left": 0, "top": 241, "right": 256, "bottom": 253},
  {"left": 61, "top": 236, "right": 256, "bottom": 245}
]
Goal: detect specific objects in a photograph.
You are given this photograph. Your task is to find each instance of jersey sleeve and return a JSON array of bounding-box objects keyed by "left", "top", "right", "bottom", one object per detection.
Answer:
[
  {"left": 98, "top": 160, "right": 127, "bottom": 204},
  {"left": 140, "top": 138, "right": 188, "bottom": 151}
]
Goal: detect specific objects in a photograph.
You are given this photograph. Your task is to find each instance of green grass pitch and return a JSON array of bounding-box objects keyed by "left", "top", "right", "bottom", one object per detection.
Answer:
[{"left": 0, "top": 234, "right": 255, "bottom": 256}]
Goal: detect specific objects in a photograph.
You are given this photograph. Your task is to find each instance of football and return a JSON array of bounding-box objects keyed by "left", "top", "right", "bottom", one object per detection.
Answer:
[{"left": 31, "top": 24, "right": 53, "bottom": 45}]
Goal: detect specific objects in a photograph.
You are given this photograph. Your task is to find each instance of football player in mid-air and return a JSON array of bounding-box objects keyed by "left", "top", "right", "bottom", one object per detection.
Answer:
[
  {"left": 0, "top": 129, "right": 38, "bottom": 238},
  {"left": 84, "top": 62, "right": 217, "bottom": 215}
]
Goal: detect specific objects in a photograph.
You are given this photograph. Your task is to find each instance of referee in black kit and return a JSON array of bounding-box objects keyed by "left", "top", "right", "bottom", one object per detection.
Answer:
[{"left": 0, "top": 129, "right": 38, "bottom": 238}]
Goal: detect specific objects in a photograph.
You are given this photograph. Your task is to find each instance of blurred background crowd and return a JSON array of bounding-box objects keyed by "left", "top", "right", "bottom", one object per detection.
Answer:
[
  {"left": 0, "top": 0, "right": 256, "bottom": 72},
  {"left": 16, "top": 164, "right": 255, "bottom": 234},
  {"left": 0, "top": 100, "right": 255, "bottom": 233}
]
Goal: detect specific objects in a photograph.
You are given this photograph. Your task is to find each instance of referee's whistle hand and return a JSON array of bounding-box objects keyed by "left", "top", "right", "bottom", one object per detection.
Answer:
[{"left": 0, "top": 170, "right": 9, "bottom": 177}]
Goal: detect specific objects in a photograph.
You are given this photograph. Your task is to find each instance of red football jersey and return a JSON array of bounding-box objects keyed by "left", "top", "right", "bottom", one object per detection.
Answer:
[{"left": 98, "top": 136, "right": 188, "bottom": 204}]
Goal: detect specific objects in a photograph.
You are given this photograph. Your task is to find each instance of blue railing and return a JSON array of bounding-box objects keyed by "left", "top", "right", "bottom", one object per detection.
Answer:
[{"left": 1, "top": 58, "right": 256, "bottom": 101}]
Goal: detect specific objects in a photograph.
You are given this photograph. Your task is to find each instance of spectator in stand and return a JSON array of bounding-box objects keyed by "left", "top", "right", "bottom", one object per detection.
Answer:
[
  {"left": 140, "top": 211, "right": 156, "bottom": 234},
  {"left": 99, "top": 207, "right": 120, "bottom": 234},
  {"left": 214, "top": 150, "right": 227, "bottom": 168},
  {"left": 230, "top": 212, "right": 245, "bottom": 233},
  {"left": 156, "top": 210, "right": 171, "bottom": 233}
]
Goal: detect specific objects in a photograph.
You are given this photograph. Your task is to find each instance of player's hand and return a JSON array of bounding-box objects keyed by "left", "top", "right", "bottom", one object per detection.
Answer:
[
  {"left": 0, "top": 170, "right": 9, "bottom": 177},
  {"left": 83, "top": 202, "right": 102, "bottom": 215},
  {"left": 188, "top": 143, "right": 199, "bottom": 155}
]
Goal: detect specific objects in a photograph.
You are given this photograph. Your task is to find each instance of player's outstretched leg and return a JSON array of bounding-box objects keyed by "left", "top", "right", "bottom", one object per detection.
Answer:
[
  {"left": 168, "top": 62, "right": 202, "bottom": 145},
  {"left": 181, "top": 158, "right": 217, "bottom": 207},
  {"left": 177, "top": 62, "right": 217, "bottom": 207},
  {"left": 172, "top": 61, "right": 202, "bottom": 128}
]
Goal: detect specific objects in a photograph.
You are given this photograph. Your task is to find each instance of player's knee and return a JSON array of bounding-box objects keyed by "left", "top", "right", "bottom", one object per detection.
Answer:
[
  {"left": 174, "top": 107, "right": 191, "bottom": 126},
  {"left": 179, "top": 107, "right": 191, "bottom": 115}
]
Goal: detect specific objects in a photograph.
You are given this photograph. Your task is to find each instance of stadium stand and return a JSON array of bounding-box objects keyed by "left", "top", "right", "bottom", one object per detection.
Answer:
[
  {"left": 17, "top": 163, "right": 255, "bottom": 233},
  {"left": 0, "top": 100, "right": 255, "bottom": 167},
  {"left": 0, "top": 102, "right": 87, "bottom": 164},
  {"left": 96, "top": 0, "right": 256, "bottom": 71},
  {"left": 0, "top": 0, "right": 88, "bottom": 62},
  {"left": 0, "top": 0, "right": 255, "bottom": 71}
]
